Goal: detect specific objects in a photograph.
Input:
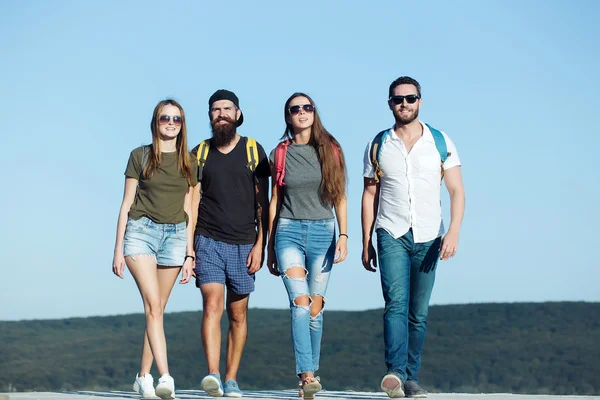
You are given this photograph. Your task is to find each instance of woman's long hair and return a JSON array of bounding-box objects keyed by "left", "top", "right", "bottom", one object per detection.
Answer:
[
  {"left": 282, "top": 92, "right": 347, "bottom": 206},
  {"left": 144, "top": 99, "right": 194, "bottom": 186}
]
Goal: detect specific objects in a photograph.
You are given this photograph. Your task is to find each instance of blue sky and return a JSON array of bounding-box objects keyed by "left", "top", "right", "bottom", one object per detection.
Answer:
[{"left": 1, "top": 1, "right": 598, "bottom": 321}]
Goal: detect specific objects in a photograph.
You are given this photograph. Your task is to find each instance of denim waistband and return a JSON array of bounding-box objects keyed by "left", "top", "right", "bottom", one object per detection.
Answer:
[
  {"left": 133, "top": 216, "right": 186, "bottom": 233},
  {"left": 278, "top": 218, "right": 335, "bottom": 225}
]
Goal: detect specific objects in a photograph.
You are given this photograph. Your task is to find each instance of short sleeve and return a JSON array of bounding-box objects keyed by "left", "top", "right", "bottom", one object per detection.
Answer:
[
  {"left": 255, "top": 143, "right": 271, "bottom": 178},
  {"left": 441, "top": 133, "right": 461, "bottom": 170},
  {"left": 189, "top": 152, "right": 199, "bottom": 186},
  {"left": 363, "top": 139, "right": 375, "bottom": 178},
  {"left": 124, "top": 146, "right": 144, "bottom": 180},
  {"left": 268, "top": 148, "right": 276, "bottom": 165},
  {"left": 190, "top": 144, "right": 200, "bottom": 159}
]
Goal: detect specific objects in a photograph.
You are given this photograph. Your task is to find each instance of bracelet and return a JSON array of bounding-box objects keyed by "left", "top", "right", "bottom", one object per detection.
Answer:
[
  {"left": 339, "top": 233, "right": 348, "bottom": 238},
  {"left": 184, "top": 255, "right": 195, "bottom": 262}
]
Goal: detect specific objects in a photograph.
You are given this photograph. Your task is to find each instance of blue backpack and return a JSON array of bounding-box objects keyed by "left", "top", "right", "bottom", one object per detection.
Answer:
[{"left": 370, "top": 123, "right": 449, "bottom": 183}]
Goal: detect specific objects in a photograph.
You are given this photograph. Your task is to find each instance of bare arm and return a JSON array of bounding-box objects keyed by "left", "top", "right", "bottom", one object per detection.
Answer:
[
  {"left": 361, "top": 177, "right": 379, "bottom": 272},
  {"left": 246, "top": 174, "right": 269, "bottom": 274},
  {"left": 440, "top": 166, "right": 465, "bottom": 260},
  {"left": 333, "top": 195, "right": 348, "bottom": 264},
  {"left": 112, "top": 178, "right": 138, "bottom": 278},
  {"left": 190, "top": 183, "right": 201, "bottom": 237},
  {"left": 256, "top": 175, "right": 269, "bottom": 250},
  {"left": 267, "top": 161, "right": 283, "bottom": 276},
  {"left": 184, "top": 187, "right": 194, "bottom": 255},
  {"left": 179, "top": 186, "right": 195, "bottom": 284}
]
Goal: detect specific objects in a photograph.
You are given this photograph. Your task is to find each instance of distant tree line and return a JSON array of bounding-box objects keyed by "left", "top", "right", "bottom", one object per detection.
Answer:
[{"left": 1, "top": 302, "right": 598, "bottom": 395}]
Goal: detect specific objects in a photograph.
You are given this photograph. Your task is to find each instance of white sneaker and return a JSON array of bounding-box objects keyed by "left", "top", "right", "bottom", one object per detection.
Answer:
[
  {"left": 381, "top": 373, "right": 405, "bottom": 398},
  {"left": 133, "top": 373, "right": 158, "bottom": 398},
  {"left": 155, "top": 374, "right": 176, "bottom": 400}
]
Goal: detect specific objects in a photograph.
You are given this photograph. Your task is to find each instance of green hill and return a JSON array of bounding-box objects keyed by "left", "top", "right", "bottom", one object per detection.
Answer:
[{"left": 1, "top": 302, "right": 598, "bottom": 395}]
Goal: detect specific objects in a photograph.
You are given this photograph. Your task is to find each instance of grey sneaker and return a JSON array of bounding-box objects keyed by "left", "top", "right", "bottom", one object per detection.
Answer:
[
  {"left": 404, "top": 381, "right": 428, "bottom": 398},
  {"left": 380, "top": 373, "right": 404, "bottom": 398},
  {"left": 201, "top": 373, "right": 224, "bottom": 397},
  {"left": 223, "top": 379, "right": 243, "bottom": 398},
  {"left": 301, "top": 377, "right": 322, "bottom": 400}
]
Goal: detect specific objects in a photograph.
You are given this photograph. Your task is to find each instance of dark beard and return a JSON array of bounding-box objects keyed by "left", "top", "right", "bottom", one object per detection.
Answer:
[
  {"left": 394, "top": 107, "right": 419, "bottom": 125},
  {"left": 211, "top": 117, "right": 237, "bottom": 147}
]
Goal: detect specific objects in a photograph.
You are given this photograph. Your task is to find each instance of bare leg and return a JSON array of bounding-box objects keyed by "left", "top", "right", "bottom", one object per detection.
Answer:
[
  {"left": 225, "top": 292, "right": 249, "bottom": 382},
  {"left": 126, "top": 255, "right": 173, "bottom": 376},
  {"left": 201, "top": 283, "right": 225, "bottom": 375},
  {"left": 138, "top": 266, "right": 181, "bottom": 375}
]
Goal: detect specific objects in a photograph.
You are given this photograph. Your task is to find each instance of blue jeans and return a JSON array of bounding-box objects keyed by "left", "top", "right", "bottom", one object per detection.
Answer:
[
  {"left": 376, "top": 228, "right": 441, "bottom": 382},
  {"left": 275, "top": 218, "right": 336, "bottom": 376}
]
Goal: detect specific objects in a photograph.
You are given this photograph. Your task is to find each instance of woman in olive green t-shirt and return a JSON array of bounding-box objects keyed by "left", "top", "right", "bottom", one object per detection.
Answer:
[{"left": 111, "top": 99, "right": 198, "bottom": 399}]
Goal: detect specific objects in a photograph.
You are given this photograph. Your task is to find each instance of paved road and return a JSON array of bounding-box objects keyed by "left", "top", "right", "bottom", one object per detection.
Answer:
[{"left": 2, "top": 391, "right": 599, "bottom": 400}]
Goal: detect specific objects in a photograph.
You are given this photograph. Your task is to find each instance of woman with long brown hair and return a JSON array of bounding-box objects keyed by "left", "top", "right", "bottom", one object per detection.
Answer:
[
  {"left": 112, "top": 99, "right": 197, "bottom": 399},
  {"left": 267, "top": 92, "right": 348, "bottom": 399}
]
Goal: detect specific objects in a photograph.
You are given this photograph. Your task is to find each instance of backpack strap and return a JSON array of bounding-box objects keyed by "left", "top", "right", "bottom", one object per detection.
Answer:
[
  {"left": 195, "top": 140, "right": 210, "bottom": 180},
  {"left": 331, "top": 142, "right": 341, "bottom": 166},
  {"left": 425, "top": 123, "right": 450, "bottom": 180},
  {"left": 274, "top": 140, "right": 291, "bottom": 187},
  {"left": 370, "top": 129, "right": 390, "bottom": 183},
  {"left": 425, "top": 123, "right": 449, "bottom": 163},
  {"left": 245, "top": 137, "right": 259, "bottom": 172}
]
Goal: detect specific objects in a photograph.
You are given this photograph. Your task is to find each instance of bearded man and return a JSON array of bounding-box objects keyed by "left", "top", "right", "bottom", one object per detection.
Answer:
[
  {"left": 190, "top": 89, "right": 270, "bottom": 398},
  {"left": 361, "top": 77, "right": 465, "bottom": 398}
]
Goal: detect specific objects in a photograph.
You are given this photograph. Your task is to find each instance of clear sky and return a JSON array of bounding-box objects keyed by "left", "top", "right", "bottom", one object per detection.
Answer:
[{"left": 1, "top": 0, "right": 598, "bottom": 321}]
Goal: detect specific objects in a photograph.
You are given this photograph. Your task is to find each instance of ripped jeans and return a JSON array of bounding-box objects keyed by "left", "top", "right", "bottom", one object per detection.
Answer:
[{"left": 275, "top": 218, "right": 336, "bottom": 376}]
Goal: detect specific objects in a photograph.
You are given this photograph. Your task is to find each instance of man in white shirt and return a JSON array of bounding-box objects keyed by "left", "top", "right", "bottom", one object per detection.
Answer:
[{"left": 362, "top": 76, "right": 465, "bottom": 398}]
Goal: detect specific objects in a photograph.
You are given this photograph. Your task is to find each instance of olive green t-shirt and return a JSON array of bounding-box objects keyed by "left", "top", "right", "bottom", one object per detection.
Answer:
[{"left": 124, "top": 146, "right": 198, "bottom": 225}]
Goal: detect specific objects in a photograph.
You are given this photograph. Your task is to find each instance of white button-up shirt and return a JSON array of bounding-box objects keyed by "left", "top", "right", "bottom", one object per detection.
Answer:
[{"left": 363, "top": 121, "right": 461, "bottom": 243}]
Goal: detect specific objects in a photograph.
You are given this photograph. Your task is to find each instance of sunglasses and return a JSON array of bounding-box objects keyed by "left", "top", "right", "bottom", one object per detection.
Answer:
[
  {"left": 159, "top": 115, "right": 183, "bottom": 126},
  {"left": 389, "top": 94, "right": 421, "bottom": 105},
  {"left": 288, "top": 104, "right": 315, "bottom": 116}
]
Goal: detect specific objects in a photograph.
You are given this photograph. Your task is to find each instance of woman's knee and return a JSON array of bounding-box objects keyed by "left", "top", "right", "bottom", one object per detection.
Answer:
[
  {"left": 144, "top": 299, "right": 165, "bottom": 319},
  {"left": 310, "top": 295, "right": 325, "bottom": 317}
]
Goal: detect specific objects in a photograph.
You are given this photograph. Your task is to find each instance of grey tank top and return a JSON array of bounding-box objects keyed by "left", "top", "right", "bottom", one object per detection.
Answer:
[{"left": 269, "top": 143, "right": 334, "bottom": 220}]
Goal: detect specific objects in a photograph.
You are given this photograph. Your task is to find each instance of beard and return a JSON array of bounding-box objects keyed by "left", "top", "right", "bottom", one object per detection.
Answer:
[
  {"left": 211, "top": 116, "right": 237, "bottom": 147},
  {"left": 394, "top": 106, "right": 420, "bottom": 125}
]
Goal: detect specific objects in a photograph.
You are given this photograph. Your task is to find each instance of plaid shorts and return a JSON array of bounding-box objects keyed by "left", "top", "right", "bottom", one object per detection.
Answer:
[{"left": 194, "top": 235, "right": 255, "bottom": 295}]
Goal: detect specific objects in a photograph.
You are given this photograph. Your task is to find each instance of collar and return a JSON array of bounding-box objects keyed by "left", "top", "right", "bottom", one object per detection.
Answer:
[{"left": 386, "top": 121, "right": 433, "bottom": 143}]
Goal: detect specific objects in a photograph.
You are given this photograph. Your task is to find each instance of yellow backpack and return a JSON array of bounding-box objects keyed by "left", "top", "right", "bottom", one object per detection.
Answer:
[{"left": 196, "top": 137, "right": 259, "bottom": 180}]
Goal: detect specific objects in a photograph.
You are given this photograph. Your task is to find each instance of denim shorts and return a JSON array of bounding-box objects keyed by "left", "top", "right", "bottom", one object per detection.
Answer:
[
  {"left": 194, "top": 235, "right": 255, "bottom": 295},
  {"left": 123, "top": 216, "right": 187, "bottom": 266}
]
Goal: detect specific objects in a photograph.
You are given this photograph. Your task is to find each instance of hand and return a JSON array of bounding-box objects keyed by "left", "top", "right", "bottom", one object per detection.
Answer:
[
  {"left": 112, "top": 250, "right": 125, "bottom": 279},
  {"left": 190, "top": 251, "right": 197, "bottom": 277},
  {"left": 180, "top": 256, "right": 195, "bottom": 284},
  {"left": 246, "top": 244, "right": 263, "bottom": 274},
  {"left": 362, "top": 241, "right": 377, "bottom": 272},
  {"left": 333, "top": 236, "right": 348, "bottom": 264},
  {"left": 267, "top": 245, "right": 280, "bottom": 276},
  {"left": 440, "top": 230, "right": 459, "bottom": 260}
]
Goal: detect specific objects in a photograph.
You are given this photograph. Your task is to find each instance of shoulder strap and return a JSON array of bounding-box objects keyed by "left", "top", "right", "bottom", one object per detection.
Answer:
[
  {"left": 274, "top": 140, "right": 291, "bottom": 187},
  {"left": 196, "top": 140, "right": 210, "bottom": 180},
  {"left": 196, "top": 140, "right": 210, "bottom": 167},
  {"left": 245, "top": 137, "right": 259, "bottom": 172},
  {"left": 331, "top": 142, "right": 341, "bottom": 166},
  {"left": 425, "top": 123, "right": 448, "bottom": 163},
  {"left": 425, "top": 123, "right": 450, "bottom": 181},
  {"left": 370, "top": 129, "right": 389, "bottom": 183}
]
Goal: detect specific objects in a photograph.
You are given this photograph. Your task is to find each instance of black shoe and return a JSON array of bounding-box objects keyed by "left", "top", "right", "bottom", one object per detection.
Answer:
[{"left": 404, "top": 381, "right": 428, "bottom": 398}]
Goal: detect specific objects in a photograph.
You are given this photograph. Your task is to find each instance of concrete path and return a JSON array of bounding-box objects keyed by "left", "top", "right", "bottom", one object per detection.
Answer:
[{"left": 2, "top": 391, "right": 599, "bottom": 400}]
